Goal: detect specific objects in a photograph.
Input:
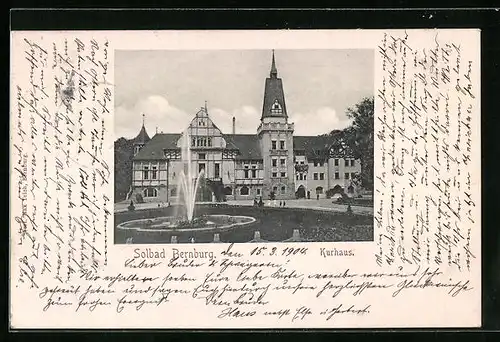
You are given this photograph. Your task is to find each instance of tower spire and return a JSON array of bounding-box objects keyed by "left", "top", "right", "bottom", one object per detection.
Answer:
[
  {"left": 270, "top": 50, "right": 277, "bottom": 78},
  {"left": 134, "top": 112, "right": 150, "bottom": 145}
]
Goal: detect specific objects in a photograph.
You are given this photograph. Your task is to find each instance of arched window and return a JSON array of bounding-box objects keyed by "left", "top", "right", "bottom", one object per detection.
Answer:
[
  {"left": 224, "top": 186, "right": 233, "bottom": 195},
  {"left": 143, "top": 188, "right": 158, "bottom": 198},
  {"left": 281, "top": 185, "right": 286, "bottom": 194},
  {"left": 332, "top": 184, "right": 343, "bottom": 194},
  {"left": 347, "top": 185, "right": 354, "bottom": 194},
  {"left": 316, "top": 186, "right": 324, "bottom": 194},
  {"left": 240, "top": 186, "right": 249, "bottom": 196},
  {"left": 271, "top": 99, "right": 282, "bottom": 115}
]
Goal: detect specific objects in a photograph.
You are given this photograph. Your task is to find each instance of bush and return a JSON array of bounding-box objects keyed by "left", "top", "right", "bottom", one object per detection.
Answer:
[
  {"left": 127, "top": 200, "right": 135, "bottom": 211},
  {"left": 326, "top": 186, "right": 345, "bottom": 198},
  {"left": 135, "top": 193, "right": 144, "bottom": 203},
  {"left": 346, "top": 204, "right": 353, "bottom": 214}
]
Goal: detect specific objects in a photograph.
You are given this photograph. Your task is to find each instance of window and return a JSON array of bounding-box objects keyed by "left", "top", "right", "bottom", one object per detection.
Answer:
[
  {"left": 334, "top": 158, "right": 339, "bottom": 166},
  {"left": 280, "top": 172, "right": 286, "bottom": 178},
  {"left": 244, "top": 169, "right": 249, "bottom": 179},
  {"left": 345, "top": 159, "right": 349, "bottom": 167},
  {"left": 313, "top": 173, "right": 318, "bottom": 180},
  {"left": 271, "top": 100, "right": 282, "bottom": 115},
  {"left": 240, "top": 186, "right": 249, "bottom": 196},
  {"left": 280, "top": 158, "right": 286, "bottom": 166},
  {"left": 198, "top": 153, "right": 206, "bottom": 160},
  {"left": 316, "top": 186, "right": 323, "bottom": 194},
  {"left": 319, "top": 173, "right": 324, "bottom": 180},
  {"left": 300, "top": 174, "right": 304, "bottom": 181},
  {"left": 134, "top": 145, "right": 142, "bottom": 155},
  {"left": 313, "top": 161, "right": 318, "bottom": 167},
  {"left": 280, "top": 140, "right": 285, "bottom": 150},
  {"left": 296, "top": 174, "right": 299, "bottom": 180},
  {"left": 335, "top": 172, "right": 340, "bottom": 179},
  {"left": 272, "top": 140, "right": 277, "bottom": 150},
  {"left": 273, "top": 186, "right": 278, "bottom": 193},
  {"left": 207, "top": 137, "right": 212, "bottom": 147},
  {"left": 151, "top": 166, "right": 158, "bottom": 180},
  {"left": 170, "top": 188, "right": 177, "bottom": 197},
  {"left": 199, "top": 163, "right": 205, "bottom": 174},
  {"left": 345, "top": 172, "right": 350, "bottom": 179},
  {"left": 214, "top": 163, "right": 220, "bottom": 178},
  {"left": 143, "top": 166, "right": 149, "bottom": 180},
  {"left": 300, "top": 161, "right": 304, "bottom": 165},
  {"left": 319, "top": 161, "right": 324, "bottom": 167},
  {"left": 281, "top": 186, "right": 286, "bottom": 194},
  {"left": 224, "top": 186, "right": 232, "bottom": 195},
  {"left": 272, "top": 172, "right": 277, "bottom": 178},
  {"left": 351, "top": 172, "right": 356, "bottom": 180},
  {"left": 257, "top": 189, "right": 261, "bottom": 195},
  {"left": 191, "top": 137, "right": 196, "bottom": 147},
  {"left": 272, "top": 158, "right": 277, "bottom": 167},
  {"left": 350, "top": 159, "right": 355, "bottom": 167},
  {"left": 143, "top": 188, "right": 157, "bottom": 197},
  {"left": 252, "top": 169, "right": 257, "bottom": 178}
]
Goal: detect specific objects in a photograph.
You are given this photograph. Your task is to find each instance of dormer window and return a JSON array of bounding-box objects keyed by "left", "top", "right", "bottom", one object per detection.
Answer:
[
  {"left": 134, "top": 145, "right": 143, "bottom": 155},
  {"left": 271, "top": 99, "right": 282, "bottom": 115}
]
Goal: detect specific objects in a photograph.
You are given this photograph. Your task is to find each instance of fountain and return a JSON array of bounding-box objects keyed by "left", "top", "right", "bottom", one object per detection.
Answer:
[
  {"left": 176, "top": 132, "right": 204, "bottom": 222},
  {"left": 117, "top": 129, "right": 256, "bottom": 237}
]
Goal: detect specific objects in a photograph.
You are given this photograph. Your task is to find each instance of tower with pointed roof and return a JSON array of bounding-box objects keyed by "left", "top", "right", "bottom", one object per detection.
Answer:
[
  {"left": 257, "top": 50, "right": 295, "bottom": 199},
  {"left": 124, "top": 50, "right": 365, "bottom": 205},
  {"left": 133, "top": 113, "right": 151, "bottom": 155}
]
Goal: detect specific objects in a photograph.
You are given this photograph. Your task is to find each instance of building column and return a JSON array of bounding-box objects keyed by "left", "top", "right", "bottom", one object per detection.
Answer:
[{"left": 166, "top": 159, "right": 170, "bottom": 204}]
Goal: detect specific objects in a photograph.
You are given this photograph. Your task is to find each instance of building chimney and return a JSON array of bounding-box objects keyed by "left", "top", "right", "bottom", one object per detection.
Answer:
[{"left": 232, "top": 117, "right": 236, "bottom": 135}]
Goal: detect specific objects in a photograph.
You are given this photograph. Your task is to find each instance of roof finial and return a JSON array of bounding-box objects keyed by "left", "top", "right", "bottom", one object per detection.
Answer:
[
  {"left": 270, "top": 49, "right": 278, "bottom": 78},
  {"left": 142, "top": 113, "right": 145, "bottom": 126},
  {"left": 205, "top": 100, "right": 208, "bottom": 114}
]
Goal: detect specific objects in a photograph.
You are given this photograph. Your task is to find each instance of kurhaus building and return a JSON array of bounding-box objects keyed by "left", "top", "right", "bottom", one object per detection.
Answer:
[{"left": 129, "top": 52, "right": 361, "bottom": 203}]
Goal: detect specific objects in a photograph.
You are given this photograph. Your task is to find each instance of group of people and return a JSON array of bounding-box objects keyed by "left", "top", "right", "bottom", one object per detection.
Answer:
[
  {"left": 253, "top": 197, "right": 287, "bottom": 207},
  {"left": 253, "top": 196, "right": 265, "bottom": 207}
]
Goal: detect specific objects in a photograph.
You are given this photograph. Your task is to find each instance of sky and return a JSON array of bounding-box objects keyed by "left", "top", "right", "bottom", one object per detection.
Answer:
[{"left": 114, "top": 49, "right": 374, "bottom": 139}]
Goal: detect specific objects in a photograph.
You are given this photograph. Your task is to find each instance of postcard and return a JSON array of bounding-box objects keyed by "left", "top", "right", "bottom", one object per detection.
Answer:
[{"left": 10, "top": 28, "right": 481, "bottom": 329}]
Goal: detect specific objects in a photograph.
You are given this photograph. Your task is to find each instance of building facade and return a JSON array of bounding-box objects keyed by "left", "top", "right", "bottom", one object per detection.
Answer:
[{"left": 129, "top": 52, "right": 361, "bottom": 203}]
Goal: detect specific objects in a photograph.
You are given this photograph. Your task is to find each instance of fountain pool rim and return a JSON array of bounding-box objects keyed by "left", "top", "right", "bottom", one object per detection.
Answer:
[{"left": 116, "top": 214, "right": 256, "bottom": 233}]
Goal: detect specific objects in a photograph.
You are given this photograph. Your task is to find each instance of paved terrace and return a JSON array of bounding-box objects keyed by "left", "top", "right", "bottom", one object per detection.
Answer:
[{"left": 115, "top": 198, "right": 373, "bottom": 216}]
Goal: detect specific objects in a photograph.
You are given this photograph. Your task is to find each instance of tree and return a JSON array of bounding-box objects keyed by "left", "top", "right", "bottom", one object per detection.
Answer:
[{"left": 344, "top": 97, "right": 374, "bottom": 194}]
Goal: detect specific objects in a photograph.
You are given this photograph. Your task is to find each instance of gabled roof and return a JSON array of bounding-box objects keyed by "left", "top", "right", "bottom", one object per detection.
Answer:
[
  {"left": 133, "top": 133, "right": 180, "bottom": 160},
  {"left": 133, "top": 133, "right": 263, "bottom": 161},
  {"left": 132, "top": 125, "right": 150, "bottom": 145},
  {"left": 294, "top": 133, "right": 357, "bottom": 159},
  {"left": 293, "top": 135, "right": 332, "bottom": 159},
  {"left": 224, "top": 134, "right": 262, "bottom": 160}
]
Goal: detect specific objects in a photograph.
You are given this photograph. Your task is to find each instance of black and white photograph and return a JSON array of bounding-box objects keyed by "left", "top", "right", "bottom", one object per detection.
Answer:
[
  {"left": 10, "top": 22, "right": 484, "bottom": 330},
  {"left": 114, "top": 49, "right": 374, "bottom": 244}
]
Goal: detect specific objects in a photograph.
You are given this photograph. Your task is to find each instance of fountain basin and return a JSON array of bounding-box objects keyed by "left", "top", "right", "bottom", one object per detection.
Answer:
[{"left": 117, "top": 214, "right": 256, "bottom": 233}]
